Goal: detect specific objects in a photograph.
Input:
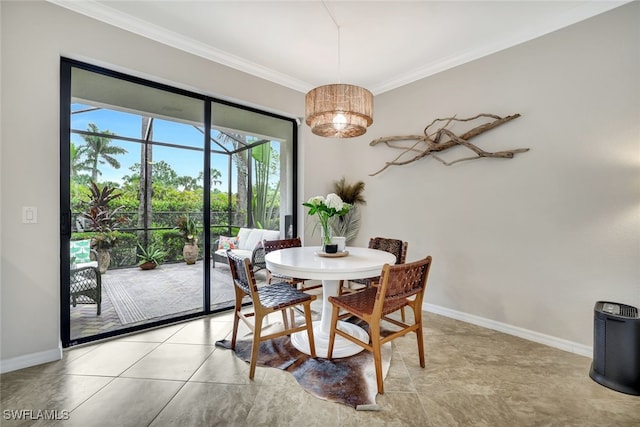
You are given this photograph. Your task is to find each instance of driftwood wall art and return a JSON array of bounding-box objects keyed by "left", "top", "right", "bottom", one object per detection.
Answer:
[{"left": 369, "top": 113, "right": 529, "bottom": 176}]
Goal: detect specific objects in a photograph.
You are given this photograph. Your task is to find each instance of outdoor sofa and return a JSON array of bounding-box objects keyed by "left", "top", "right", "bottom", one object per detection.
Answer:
[{"left": 213, "top": 227, "right": 280, "bottom": 271}]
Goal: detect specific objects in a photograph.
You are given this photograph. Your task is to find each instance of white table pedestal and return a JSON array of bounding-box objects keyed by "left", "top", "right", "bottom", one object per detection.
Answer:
[{"left": 290, "top": 279, "right": 368, "bottom": 358}]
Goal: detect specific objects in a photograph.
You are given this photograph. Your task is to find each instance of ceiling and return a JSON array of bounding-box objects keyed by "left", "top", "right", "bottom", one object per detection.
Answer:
[{"left": 50, "top": 1, "right": 629, "bottom": 95}]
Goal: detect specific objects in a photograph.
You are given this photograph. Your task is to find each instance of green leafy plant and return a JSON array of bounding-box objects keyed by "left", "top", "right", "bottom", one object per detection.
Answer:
[
  {"left": 175, "top": 214, "right": 199, "bottom": 244},
  {"left": 136, "top": 243, "right": 167, "bottom": 267},
  {"left": 303, "top": 194, "right": 351, "bottom": 245},
  {"left": 82, "top": 180, "right": 125, "bottom": 249}
]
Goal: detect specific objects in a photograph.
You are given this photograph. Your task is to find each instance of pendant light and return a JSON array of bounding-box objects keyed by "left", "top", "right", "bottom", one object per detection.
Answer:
[{"left": 305, "top": 2, "right": 373, "bottom": 138}]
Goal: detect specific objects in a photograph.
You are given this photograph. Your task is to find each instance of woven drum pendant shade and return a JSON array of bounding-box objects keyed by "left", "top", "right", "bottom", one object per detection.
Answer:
[{"left": 305, "top": 84, "right": 373, "bottom": 138}]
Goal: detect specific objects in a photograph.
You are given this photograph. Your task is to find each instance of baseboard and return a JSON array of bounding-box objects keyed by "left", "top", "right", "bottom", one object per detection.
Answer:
[
  {"left": 423, "top": 302, "right": 593, "bottom": 358},
  {"left": 0, "top": 344, "right": 63, "bottom": 374}
]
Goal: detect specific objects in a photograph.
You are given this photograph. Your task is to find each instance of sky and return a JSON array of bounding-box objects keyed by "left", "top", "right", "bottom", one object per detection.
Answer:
[{"left": 71, "top": 105, "right": 233, "bottom": 189}]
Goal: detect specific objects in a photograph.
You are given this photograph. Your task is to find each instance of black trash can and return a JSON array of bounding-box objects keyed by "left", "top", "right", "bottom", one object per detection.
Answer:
[{"left": 589, "top": 301, "right": 640, "bottom": 395}]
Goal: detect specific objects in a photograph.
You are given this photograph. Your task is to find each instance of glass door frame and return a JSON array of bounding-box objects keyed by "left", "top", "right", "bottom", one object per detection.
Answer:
[{"left": 60, "top": 58, "right": 298, "bottom": 347}]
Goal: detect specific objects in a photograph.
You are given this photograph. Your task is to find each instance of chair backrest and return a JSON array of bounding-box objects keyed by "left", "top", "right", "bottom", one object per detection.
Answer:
[
  {"left": 368, "top": 237, "right": 408, "bottom": 265},
  {"left": 262, "top": 237, "right": 302, "bottom": 254},
  {"left": 376, "top": 256, "right": 432, "bottom": 313},
  {"left": 226, "top": 250, "right": 259, "bottom": 303}
]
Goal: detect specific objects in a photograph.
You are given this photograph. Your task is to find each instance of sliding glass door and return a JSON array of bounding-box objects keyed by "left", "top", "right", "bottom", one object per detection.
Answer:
[{"left": 60, "top": 59, "right": 297, "bottom": 346}]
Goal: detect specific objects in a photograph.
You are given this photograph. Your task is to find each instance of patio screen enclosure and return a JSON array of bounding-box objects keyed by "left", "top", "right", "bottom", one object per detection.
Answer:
[{"left": 60, "top": 59, "right": 298, "bottom": 347}]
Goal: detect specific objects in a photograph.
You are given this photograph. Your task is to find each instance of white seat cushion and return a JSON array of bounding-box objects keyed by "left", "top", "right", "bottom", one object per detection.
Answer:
[
  {"left": 236, "top": 228, "right": 252, "bottom": 250},
  {"left": 71, "top": 261, "right": 99, "bottom": 270},
  {"left": 261, "top": 229, "right": 280, "bottom": 242},
  {"left": 216, "top": 229, "right": 281, "bottom": 261},
  {"left": 240, "top": 229, "right": 280, "bottom": 251}
]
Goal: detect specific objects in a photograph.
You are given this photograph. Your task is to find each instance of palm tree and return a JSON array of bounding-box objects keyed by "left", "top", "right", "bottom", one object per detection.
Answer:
[
  {"left": 70, "top": 142, "right": 91, "bottom": 177},
  {"left": 81, "top": 123, "right": 127, "bottom": 182},
  {"left": 197, "top": 168, "right": 223, "bottom": 189}
]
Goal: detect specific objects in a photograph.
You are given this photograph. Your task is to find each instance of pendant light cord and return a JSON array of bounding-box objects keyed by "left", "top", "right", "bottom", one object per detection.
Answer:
[{"left": 322, "top": 0, "right": 341, "bottom": 83}]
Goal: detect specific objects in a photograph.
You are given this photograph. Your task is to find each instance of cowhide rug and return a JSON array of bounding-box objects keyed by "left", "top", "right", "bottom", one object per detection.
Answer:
[{"left": 215, "top": 318, "right": 391, "bottom": 410}]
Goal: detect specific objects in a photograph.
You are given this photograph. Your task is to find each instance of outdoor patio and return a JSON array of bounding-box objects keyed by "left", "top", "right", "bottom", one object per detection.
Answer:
[{"left": 70, "top": 261, "right": 269, "bottom": 340}]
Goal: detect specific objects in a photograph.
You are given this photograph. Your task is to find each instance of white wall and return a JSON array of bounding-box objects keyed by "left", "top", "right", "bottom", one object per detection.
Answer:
[
  {"left": 1, "top": 0, "right": 638, "bottom": 372},
  {"left": 343, "top": 2, "right": 640, "bottom": 348},
  {"left": 0, "top": 1, "right": 307, "bottom": 371}
]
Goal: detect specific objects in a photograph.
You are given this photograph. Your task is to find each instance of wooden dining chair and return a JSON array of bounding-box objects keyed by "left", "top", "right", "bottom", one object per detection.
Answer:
[
  {"left": 339, "top": 237, "right": 408, "bottom": 294},
  {"left": 327, "top": 255, "right": 432, "bottom": 394},
  {"left": 262, "top": 237, "right": 321, "bottom": 292},
  {"left": 226, "top": 250, "right": 317, "bottom": 379}
]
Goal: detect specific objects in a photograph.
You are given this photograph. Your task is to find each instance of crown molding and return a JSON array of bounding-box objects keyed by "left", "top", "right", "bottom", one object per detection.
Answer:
[
  {"left": 49, "top": 0, "right": 631, "bottom": 97},
  {"left": 370, "top": 0, "right": 632, "bottom": 95},
  {"left": 47, "top": 0, "right": 313, "bottom": 93}
]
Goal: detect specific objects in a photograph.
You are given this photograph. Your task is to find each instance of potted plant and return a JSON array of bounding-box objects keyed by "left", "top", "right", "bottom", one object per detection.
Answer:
[
  {"left": 331, "top": 177, "right": 366, "bottom": 244},
  {"left": 303, "top": 193, "right": 351, "bottom": 253},
  {"left": 82, "top": 181, "right": 125, "bottom": 273},
  {"left": 137, "top": 243, "right": 167, "bottom": 270},
  {"left": 175, "top": 214, "right": 199, "bottom": 264}
]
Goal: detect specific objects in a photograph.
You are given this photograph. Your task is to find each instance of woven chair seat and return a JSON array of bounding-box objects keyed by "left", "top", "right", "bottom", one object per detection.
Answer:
[
  {"left": 329, "top": 287, "right": 407, "bottom": 318},
  {"left": 257, "top": 282, "right": 315, "bottom": 310}
]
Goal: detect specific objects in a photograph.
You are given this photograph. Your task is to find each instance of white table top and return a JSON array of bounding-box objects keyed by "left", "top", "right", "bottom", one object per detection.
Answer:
[{"left": 264, "top": 246, "right": 396, "bottom": 281}]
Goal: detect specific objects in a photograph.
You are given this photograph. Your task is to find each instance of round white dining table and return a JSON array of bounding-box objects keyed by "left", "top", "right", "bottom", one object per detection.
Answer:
[{"left": 264, "top": 246, "right": 396, "bottom": 358}]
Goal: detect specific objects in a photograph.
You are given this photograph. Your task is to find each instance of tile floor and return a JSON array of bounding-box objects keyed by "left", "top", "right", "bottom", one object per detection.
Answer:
[{"left": 2, "top": 310, "right": 639, "bottom": 426}]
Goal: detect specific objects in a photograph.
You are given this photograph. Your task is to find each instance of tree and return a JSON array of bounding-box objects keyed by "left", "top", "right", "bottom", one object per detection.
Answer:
[
  {"left": 138, "top": 117, "right": 153, "bottom": 246},
  {"left": 175, "top": 175, "right": 199, "bottom": 191},
  {"left": 235, "top": 151, "right": 249, "bottom": 226},
  {"left": 214, "top": 131, "right": 249, "bottom": 225},
  {"left": 197, "top": 168, "right": 223, "bottom": 190},
  {"left": 70, "top": 142, "right": 91, "bottom": 177},
  {"left": 80, "top": 123, "right": 128, "bottom": 182},
  {"left": 252, "top": 141, "right": 279, "bottom": 229}
]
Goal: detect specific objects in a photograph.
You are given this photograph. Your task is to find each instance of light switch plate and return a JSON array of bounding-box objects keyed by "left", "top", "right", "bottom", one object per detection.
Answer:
[{"left": 22, "top": 206, "right": 37, "bottom": 224}]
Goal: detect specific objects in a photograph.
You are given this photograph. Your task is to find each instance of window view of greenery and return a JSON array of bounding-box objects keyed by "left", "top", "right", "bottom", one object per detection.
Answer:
[
  {"left": 70, "top": 104, "right": 282, "bottom": 273},
  {"left": 65, "top": 65, "right": 293, "bottom": 345}
]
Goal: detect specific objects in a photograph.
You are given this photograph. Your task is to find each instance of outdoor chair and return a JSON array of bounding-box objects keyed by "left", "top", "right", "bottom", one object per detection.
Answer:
[
  {"left": 69, "top": 239, "right": 102, "bottom": 315},
  {"left": 262, "top": 237, "right": 321, "bottom": 292},
  {"left": 226, "top": 250, "right": 317, "bottom": 379},
  {"left": 70, "top": 266, "right": 102, "bottom": 315},
  {"left": 327, "top": 255, "right": 432, "bottom": 394}
]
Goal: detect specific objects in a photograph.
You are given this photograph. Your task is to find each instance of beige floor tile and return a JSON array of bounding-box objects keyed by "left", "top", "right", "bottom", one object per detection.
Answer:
[
  {"left": 338, "top": 391, "right": 431, "bottom": 427},
  {"left": 417, "top": 391, "right": 519, "bottom": 427},
  {"left": 117, "top": 323, "right": 187, "bottom": 343},
  {"left": 1, "top": 374, "right": 113, "bottom": 426},
  {"left": 3, "top": 311, "right": 639, "bottom": 426},
  {"left": 60, "top": 377, "right": 183, "bottom": 427},
  {"left": 63, "top": 341, "right": 160, "bottom": 376},
  {"left": 165, "top": 317, "right": 233, "bottom": 345},
  {"left": 190, "top": 347, "right": 266, "bottom": 385},
  {"left": 245, "top": 384, "right": 339, "bottom": 426},
  {"left": 150, "top": 382, "right": 259, "bottom": 426},
  {"left": 121, "top": 342, "right": 215, "bottom": 381}
]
